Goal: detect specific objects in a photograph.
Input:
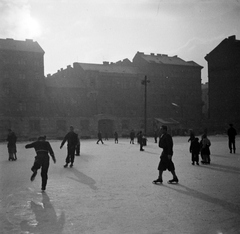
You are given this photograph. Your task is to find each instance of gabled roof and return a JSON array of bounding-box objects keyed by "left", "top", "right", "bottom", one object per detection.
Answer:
[
  {"left": 0, "top": 38, "right": 44, "bottom": 53},
  {"left": 205, "top": 35, "right": 240, "bottom": 61},
  {"left": 135, "top": 52, "right": 202, "bottom": 67},
  {"left": 77, "top": 62, "right": 140, "bottom": 74}
]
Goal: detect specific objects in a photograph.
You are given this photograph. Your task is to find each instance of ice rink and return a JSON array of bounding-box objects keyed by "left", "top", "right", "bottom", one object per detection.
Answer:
[{"left": 0, "top": 136, "right": 240, "bottom": 234}]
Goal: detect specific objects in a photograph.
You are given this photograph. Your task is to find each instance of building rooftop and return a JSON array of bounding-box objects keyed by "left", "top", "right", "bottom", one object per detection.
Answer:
[
  {"left": 77, "top": 62, "right": 140, "bottom": 74},
  {"left": 0, "top": 38, "right": 44, "bottom": 53},
  {"left": 136, "top": 52, "right": 202, "bottom": 67}
]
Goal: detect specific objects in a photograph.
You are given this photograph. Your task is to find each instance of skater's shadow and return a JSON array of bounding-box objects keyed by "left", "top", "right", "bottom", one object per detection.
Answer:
[
  {"left": 20, "top": 192, "right": 65, "bottom": 234},
  {"left": 143, "top": 150, "right": 159, "bottom": 155},
  {"left": 200, "top": 163, "right": 240, "bottom": 175},
  {"left": 210, "top": 154, "right": 230, "bottom": 158},
  {"left": 167, "top": 184, "right": 240, "bottom": 216},
  {"left": 68, "top": 168, "right": 98, "bottom": 190}
]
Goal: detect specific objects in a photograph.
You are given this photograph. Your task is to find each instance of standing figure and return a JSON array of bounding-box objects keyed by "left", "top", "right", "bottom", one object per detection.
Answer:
[
  {"left": 188, "top": 130, "right": 195, "bottom": 143},
  {"left": 190, "top": 137, "right": 200, "bottom": 165},
  {"left": 130, "top": 130, "right": 135, "bottom": 144},
  {"left": 114, "top": 131, "right": 118, "bottom": 144},
  {"left": 227, "top": 124, "right": 237, "bottom": 154},
  {"left": 25, "top": 135, "right": 56, "bottom": 191},
  {"left": 153, "top": 125, "right": 179, "bottom": 184},
  {"left": 75, "top": 130, "right": 80, "bottom": 156},
  {"left": 60, "top": 126, "right": 79, "bottom": 168},
  {"left": 96, "top": 131, "right": 104, "bottom": 144},
  {"left": 7, "top": 129, "right": 17, "bottom": 161},
  {"left": 200, "top": 134, "right": 211, "bottom": 164},
  {"left": 104, "top": 133, "right": 108, "bottom": 141},
  {"left": 138, "top": 131, "right": 144, "bottom": 151},
  {"left": 154, "top": 128, "right": 159, "bottom": 143}
]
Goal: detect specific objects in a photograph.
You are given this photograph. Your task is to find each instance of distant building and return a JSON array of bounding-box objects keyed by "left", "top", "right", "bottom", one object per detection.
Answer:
[
  {"left": 0, "top": 38, "right": 203, "bottom": 139},
  {"left": 205, "top": 35, "right": 240, "bottom": 131},
  {"left": 0, "top": 38, "right": 50, "bottom": 140},
  {"left": 132, "top": 52, "right": 203, "bottom": 130},
  {"left": 202, "top": 82, "right": 209, "bottom": 119}
]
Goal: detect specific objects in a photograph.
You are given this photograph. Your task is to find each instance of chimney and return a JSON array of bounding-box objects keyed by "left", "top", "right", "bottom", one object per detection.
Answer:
[
  {"left": 103, "top": 61, "right": 109, "bottom": 65},
  {"left": 228, "top": 35, "right": 236, "bottom": 41}
]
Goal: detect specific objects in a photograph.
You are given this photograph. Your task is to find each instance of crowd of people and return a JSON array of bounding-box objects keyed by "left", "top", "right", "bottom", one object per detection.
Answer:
[{"left": 5, "top": 123, "right": 237, "bottom": 190}]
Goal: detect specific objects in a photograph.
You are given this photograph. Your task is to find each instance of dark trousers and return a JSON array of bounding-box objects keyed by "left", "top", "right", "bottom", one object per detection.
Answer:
[
  {"left": 31, "top": 154, "right": 49, "bottom": 190},
  {"left": 66, "top": 145, "right": 76, "bottom": 164},
  {"left": 75, "top": 144, "right": 80, "bottom": 155},
  {"left": 97, "top": 139, "right": 104, "bottom": 144},
  {"left": 191, "top": 153, "right": 199, "bottom": 163},
  {"left": 229, "top": 139, "right": 236, "bottom": 152}
]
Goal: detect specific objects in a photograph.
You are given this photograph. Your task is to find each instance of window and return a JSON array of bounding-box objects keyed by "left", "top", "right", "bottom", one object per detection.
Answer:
[
  {"left": 80, "top": 119, "right": 89, "bottom": 131},
  {"left": 90, "top": 77, "right": 96, "bottom": 87},
  {"left": 35, "top": 73, "right": 39, "bottom": 79},
  {"left": 30, "top": 120, "right": 40, "bottom": 132},
  {"left": 18, "top": 102, "right": 27, "bottom": 111},
  {"left": 56, "top": 120, "right": 66, "bottom": 132},
  {"left": 19, "top": 74, "right": 26, "bottom": 79},
  {"left": 36, "top": 103, "right": 40, "bottom": 111},
  {"left": 18, "top": 59, "right": 26, "bottom": 65},
  {"left": 122, "top": 120, "right": 129, "bottom": 130},
  {"left": 0, "top": 120, "right": 11, "bottom": 131}
]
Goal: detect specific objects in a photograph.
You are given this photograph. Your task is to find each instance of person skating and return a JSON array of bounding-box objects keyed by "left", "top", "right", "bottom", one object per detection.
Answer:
[
  {"left": 227, "top": 123, "right": 237, "bottom": 154},
  {"left": 190, "top": 137, "right": 200, "bottom": 165},
  {"left": 114, "top": 131, "right": 118, "bottom": 144},
  {"left": 7, "top": 129, "right": 17, "bottom": 161},
  {"left": 25, "top": 135, "right": 56, "bottom": 191},
  {"left": 153, "top": 125, "right": 179, "bottom": 184},
  {"left": 75, "top": 130, "right": 80, "bottom": 156},
  {"left": 130, "top": 130, "right": 135, "bottom": 144},
  {"left": 138, "top": 131, "right": 144, "bottom": 151},
  {"left": 96, "top": 131, "right": 104, "bottom": 144},
  {"left": 60, "top": 126, "right": 79, "bottom": 168},
  {"left": 200, "top": 134, "right": 211, "bottom": 164}
]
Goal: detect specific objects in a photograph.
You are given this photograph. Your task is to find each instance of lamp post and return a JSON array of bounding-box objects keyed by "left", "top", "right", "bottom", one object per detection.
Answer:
[{"left": 141, "top": 75, "right": 150, "bottom": 136}]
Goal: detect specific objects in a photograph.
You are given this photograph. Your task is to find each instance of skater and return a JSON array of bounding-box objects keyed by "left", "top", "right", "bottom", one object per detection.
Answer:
[
  {"left": 200, "top": 134, "right": 211, "bottom": 164},
  {"left": 189, "top": 137, "right": 200, "bottom": 165},
  {"left": 153, "top": 125, "right": 179, "bottom": 184},
  {"left": 130, "top": 129, "right": 135, "bottom": 144},
  {"left": 96, "top": 131, "right": 104, "bottom": 144},
  {"left": 188, "top": 129, "right": 195, "bottom": 143},
  {"left": 75, "top": 130, "right": 80, "bottom": 156},
  {"left": 227, "top": 123, "right": 237, "bottom": 153},
  {"left": 7, "top": 129, "right": 17, "bottom": 161},
  {"left": 104, "top": 132, "right": 108, "bottom": 141},
  {"left": 60, "top": 126, "right": 79, "bottom": 168},
  {"left": 114, "top": 131, "right": 118, "bottom": 143},
  {"left": 138, "top": 131, "right": 144, "bottom": 151},
  {"left": 154, "top": 129, "right": 158, "bottom": 143},
  {"left": 25, "top": 135, "right": 56, "bottom": 191}
]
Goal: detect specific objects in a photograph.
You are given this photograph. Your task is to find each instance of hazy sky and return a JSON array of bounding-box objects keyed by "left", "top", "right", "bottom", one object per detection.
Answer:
[{"left": 1, "top": 0, "right": 240, "bottom": 83}]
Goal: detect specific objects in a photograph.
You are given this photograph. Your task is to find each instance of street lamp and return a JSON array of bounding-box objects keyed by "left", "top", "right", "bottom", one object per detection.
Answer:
[{"left": 141, "top": 75, "right": 150, "bottom": 136}]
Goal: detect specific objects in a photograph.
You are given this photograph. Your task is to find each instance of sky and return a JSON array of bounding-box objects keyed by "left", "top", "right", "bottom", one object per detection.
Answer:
[{"left": 0, "top": 0, "right": 240, "bottom": 84}]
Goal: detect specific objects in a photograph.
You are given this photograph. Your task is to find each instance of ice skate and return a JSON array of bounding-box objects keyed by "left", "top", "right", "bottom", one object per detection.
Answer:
[
  {"left": 167, "top": 177, "right": 179, "bottom": 184},
  {"left": 70, "top": 163, "right": 73, "bottom": 168},
  {"left": 30, "top": 170, "right": 37, "bottom": 181},
  {"left": 63, "top": 163, "right": 68, "bottom": 168},
  {"left": 152, "top": 178, "right": 163, "bottom": 184}
]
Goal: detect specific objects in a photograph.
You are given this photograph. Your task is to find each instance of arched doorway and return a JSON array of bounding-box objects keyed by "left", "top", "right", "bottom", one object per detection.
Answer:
[{"left": 98, "top": 119, "right": 113, "bottom": 138}]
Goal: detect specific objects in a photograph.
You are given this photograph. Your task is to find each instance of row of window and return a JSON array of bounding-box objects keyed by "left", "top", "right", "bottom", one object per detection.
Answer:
[
  {"left": 2, "top": 73, "right": 41, "bottom": 79},
  {"left": 0, "top": 119, "right": 141, "bottom": 133},
  {"left": 3, "top": 58, "right": 41, "bottom": 66}
]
